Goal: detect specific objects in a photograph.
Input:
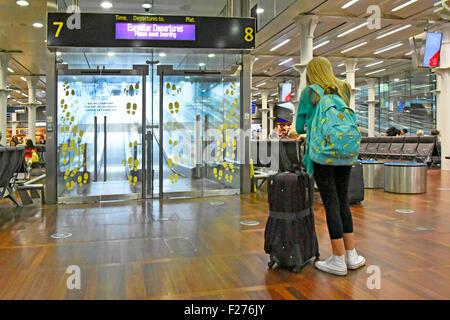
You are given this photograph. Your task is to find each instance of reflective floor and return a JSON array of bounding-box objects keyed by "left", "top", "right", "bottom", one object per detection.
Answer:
[{"left": 0, "top": 170, "right": 450, "bottom": 299}]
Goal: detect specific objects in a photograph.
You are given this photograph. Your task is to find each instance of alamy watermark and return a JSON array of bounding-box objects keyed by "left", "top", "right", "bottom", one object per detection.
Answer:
[
  {"left": 366, "top": 265, "right": 381, "bottom": 290},
  {"left": 66, "top": 265, "right": 81, "bottom": 290}
]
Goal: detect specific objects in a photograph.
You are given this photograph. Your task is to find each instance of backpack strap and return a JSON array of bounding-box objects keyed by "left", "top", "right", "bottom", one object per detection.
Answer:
[{"left": 309, "top": 85, "right": 325, "bottom": 99}]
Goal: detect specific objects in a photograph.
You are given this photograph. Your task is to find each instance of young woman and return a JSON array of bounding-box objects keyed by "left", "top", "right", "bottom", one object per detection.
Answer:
[{"left": 295, "top": 57, "right": 365, "bottom": 276}]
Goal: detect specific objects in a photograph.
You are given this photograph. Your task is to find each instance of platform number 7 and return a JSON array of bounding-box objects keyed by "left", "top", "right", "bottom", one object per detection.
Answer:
[{"left": 53, "top": 21, "right": 64, "bottom": 38}]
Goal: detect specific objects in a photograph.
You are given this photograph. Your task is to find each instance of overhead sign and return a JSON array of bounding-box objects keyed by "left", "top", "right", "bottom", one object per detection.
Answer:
[
  {"left": 47, "top": 13, "right": 255, "bottom": 50},
  {"left": 115, "top": 23, "right": 196, "bottom": 41}
]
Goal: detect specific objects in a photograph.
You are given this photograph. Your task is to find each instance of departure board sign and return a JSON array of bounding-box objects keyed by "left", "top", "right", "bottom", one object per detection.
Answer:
[
  {"left": 115, "top": 23, "right": 196, "bottom": 41},
  {"left": 47, "top": 13, "right": 255, "bottom": 50}
]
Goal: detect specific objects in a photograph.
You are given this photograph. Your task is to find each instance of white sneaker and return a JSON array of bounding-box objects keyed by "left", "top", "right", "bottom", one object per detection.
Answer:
[
  {"left": 346, "top": 249, "right": 366, "bottom": 270},
  {"left": 315, "top": 255, "right": 347, "bottom": 276}
]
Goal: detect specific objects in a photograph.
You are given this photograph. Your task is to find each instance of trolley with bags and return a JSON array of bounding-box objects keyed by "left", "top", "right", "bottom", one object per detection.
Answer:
[{"left": 264, "top": 141, "right": 320, "bottom": 273}]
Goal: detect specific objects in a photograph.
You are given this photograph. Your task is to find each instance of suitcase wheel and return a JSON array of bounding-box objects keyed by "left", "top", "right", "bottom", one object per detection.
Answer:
[
  {"left": 291, "top": 266, "right": 301, "bottom": 274},
  {"left": 268, "top": 261, "right": 275, "bottom": 269}
]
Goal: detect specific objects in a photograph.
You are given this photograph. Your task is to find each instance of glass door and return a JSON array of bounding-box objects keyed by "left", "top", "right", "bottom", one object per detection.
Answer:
[
  {"left": 56, "top": 70, "right": 145, "bottom": 203},
  {"left": 158, "top": 66, "right": 241, "bottom": 198}
]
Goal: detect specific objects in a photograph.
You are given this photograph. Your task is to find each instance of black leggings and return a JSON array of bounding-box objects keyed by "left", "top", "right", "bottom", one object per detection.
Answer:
[{"left": 313, "top": 162, "right": 354, "bottom": 240}]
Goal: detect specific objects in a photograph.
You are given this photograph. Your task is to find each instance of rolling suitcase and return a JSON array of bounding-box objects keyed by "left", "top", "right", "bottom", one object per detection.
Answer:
[
  {"left": 348, "top": 162, "right": 365, "bottom": 204},
  {"left": 264, "top": 165, "right": 320, "bottom": 273}
]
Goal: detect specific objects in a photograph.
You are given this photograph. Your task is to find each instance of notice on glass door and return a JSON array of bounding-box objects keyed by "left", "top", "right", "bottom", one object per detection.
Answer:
[{"left": 115, "top": 23, "right": 196, "bottom": 40}]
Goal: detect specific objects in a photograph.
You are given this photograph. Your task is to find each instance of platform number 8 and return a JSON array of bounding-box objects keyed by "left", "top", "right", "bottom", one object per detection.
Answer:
[{"left": 244, "top": 27, "right": 254, "bottom": 42}]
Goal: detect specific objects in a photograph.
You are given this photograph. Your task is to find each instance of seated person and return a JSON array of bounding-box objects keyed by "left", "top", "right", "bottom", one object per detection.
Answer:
[
  {"left": 400, "top": 128, "right": 408, "bottom": 136},
  {"left": 416, "top": 130, "right": 425, "bottom": 137},
  {"left": 25, "top": 139, "right": 37, "bottom": 167},
  {"left": 385, "top": 126, "right": 400, "bottom": 136}
]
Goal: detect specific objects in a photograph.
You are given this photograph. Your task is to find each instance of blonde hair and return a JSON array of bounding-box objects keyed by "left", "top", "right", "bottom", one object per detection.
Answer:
[
  {"left": 416, "top": 130, "right": 424, "bottom": 137},
  {"left": 306, "top": 57, "right": 351, "bottom": 105}
]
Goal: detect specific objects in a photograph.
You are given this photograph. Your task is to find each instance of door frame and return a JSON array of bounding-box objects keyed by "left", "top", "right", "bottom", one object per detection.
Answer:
[
  {"left": 56, "top": 65, "right": 149, "bottom": 204},
  {"left": 156, "top": 65, "right": 241, "bottom": 199}
]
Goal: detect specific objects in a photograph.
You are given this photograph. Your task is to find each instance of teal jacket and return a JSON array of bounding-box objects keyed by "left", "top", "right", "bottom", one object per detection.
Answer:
[{"left": 295, "top": 85, "right": 350, "bottom": 176}]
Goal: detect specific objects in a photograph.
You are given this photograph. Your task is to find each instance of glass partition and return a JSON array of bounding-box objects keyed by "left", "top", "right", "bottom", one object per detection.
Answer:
[
  {"left": 161, "top": 74, "right": 240, "bottom": 196},
  {"left": 57, "top": 74, "right": 143, "bottom": 200},
  {"left": 355, "top": 70, "right": 437, "bottom": 136}
]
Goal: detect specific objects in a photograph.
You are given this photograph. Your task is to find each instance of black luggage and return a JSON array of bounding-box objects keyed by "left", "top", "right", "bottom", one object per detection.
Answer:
[
  {"left": 264, "top": 165, "right": 320, "bottom": 273},
  {"left": 348, "top": 162, "right": 365, "bottom": 204}
]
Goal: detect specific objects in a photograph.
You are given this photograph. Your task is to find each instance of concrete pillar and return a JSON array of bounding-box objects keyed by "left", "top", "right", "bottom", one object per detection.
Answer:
[
  {"left": 294, "top": 15, "right": 319, "bottom": 94},
  {"left": 292, "top": 78, "right": 301, "bottom": 127},
  {"left": 240, "top": 54, "right": 256, "bottom": 194},
  {"left": 0, "top": 53, "right": 12, "bottom": 145},
  {"left": 435, "top": 26, "right": 450, "bottom": 170},
  {"left": 11, "top": 113, "right": 18, "bottom": 137},
  {"left": 345, "top": 59, "right": 358, "bottom": 111},
  {"left": 366, "top": 79, "right": 377, "bottom": 137},
  {"left": 26, "top": 76, "right": 40, "bottom": 144},
  {"left": 269, "top": 102, "right": 275, "bottom": 134},
  {"left": 259, "top": 90, "right": 270, "bottom": 140}
]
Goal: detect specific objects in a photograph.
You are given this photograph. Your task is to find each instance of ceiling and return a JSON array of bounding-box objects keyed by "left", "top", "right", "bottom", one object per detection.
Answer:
[
  {"left": 0, "top": 0, "right": 447, "bottom": 107},
  {"left": 251, "top": 0, "right": 447, "bottom": 102}
]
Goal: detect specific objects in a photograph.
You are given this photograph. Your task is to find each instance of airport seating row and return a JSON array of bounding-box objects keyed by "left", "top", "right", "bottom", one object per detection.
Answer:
[
  {"left": 0, "top": 146, "right": 26, "bottom": 206},
  {"left": 359, "top": 136, "right": 439, "bottom": 165}
]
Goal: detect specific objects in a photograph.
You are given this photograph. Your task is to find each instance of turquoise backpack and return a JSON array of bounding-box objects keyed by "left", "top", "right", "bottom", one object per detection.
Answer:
[{"left": 307, "top": 85, "right": 361, "bottom": 166}]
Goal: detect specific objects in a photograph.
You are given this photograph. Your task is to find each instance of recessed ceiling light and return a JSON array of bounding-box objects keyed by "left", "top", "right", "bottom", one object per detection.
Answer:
[
  {"left": 365, "top": 61, "right": 384, "bottom": 68},
  {"left": 405, "top": 51, "right": 412, "bottom": 56},
  {"left": 21, "top": 77, "right": 27, "bottom": 81},
  {"left": 392, "top": 0, "right": 417, "bottom": 12},
  {"left": 278, "top": 58, "right": 293, "bottom": 66},
  {"left": 376, "top": 25, "right": 412, "bottom": 39},
  {"left": 374, "top": 42, "right": 403, "bottom": 54},
  {"left": 32, "top": 22, "right": 43, "bottom": 28},
  {"left": 7, "top": 67, "right": 14, "bottom": 73},
  {"left": 142, "top": 3, "right": 152, "bottom": 9},
  {"left": 365, "top": 69, "right": 386, "bottom": 76},
  {"left": 341, "top": 41, "right": 368, "bottom": 53},
  {"left": 313, "top": 40, "right": 330, "bottom": 50},
  {"left": 337, "top": 63, "right": 345, "bottom": 67},
  {"left": 159, "top": 52, "right": 166, "bottom": 57},
  {"left": 16, "top": 0, "right": 29, "bottom": 6},
  {"left": 341, "top": 0, "right": 359, "bottom": 9},
  {"left": 270, "top": 39, "right": 290, "bottom": 52},
  {"left": 101, "top": 1, "right": 113, "bottom": 9},
  {"left": 198, "top": 63, "right": 205, "bottom": 67},
  {"left": 108, "top": 52, "right": 115, "bottom": 56},
  {"left": 256, "top": 8, "right": 264, "bottom": 14},
  {"left": 56, "top": 51, "right": 62, "bottom": 56},
  {"left": 338, "top": 22, "right": 368, "bottom": 38},
  {"left": 255, "top": 82, "right": 266, "bottom": 87},
  {"left": 208, "top": 53, "right": 215, "bottom": 58}
]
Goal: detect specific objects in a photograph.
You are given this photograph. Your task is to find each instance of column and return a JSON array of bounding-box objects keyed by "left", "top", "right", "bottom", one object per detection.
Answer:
[
  {"left": 293, "top": 15, "right": 319, "bottom": 94},
  {"left": 366, "top": 79, "right": 377, "bottom": 137},
  {"left": 435, "top": 25, "right": 450, "bottom": 171},
  {"left": 240, "top": 54, "right": 256, "bottom": 194},
  {"left": 269, "top": 103, "right": 275, "bottom": 135},
  {"left": 345, "top": 59, "right": 358, "bottom": 111},
  {"left": 293, "top": 15, "right": 319, "bottom": 129},
  {"left": 0, "top": 53, "right": 12, "bottom": 145},
  {"left": 26, "top": 76, "right": 40, "bottom": 144},
  {"left": 292, "top": 78, "right": 301, "bottom": 128},
  {"left": 11, "top": 113, "right": 18, "bottom": 137},
  {"left": 259, "top": 90, "right": 270, "bottom": 140}
]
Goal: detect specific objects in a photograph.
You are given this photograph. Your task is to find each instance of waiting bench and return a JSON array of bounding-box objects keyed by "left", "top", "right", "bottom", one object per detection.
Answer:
[
  {"left": 359, "top": 136, "right": 439, "bottom": 166},
  {"left": 0, "top": 146, "right": 26, "bottom": 206}
]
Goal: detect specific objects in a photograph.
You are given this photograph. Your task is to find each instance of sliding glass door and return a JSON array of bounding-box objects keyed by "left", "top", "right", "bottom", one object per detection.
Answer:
[{"left": 56, "top": 70, "right": 145, "bottom": 202}]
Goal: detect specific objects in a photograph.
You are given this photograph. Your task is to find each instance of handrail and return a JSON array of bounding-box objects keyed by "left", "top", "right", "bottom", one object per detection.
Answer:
[{"left": 23, "top": 174, "right": 46, "bottom": 186}]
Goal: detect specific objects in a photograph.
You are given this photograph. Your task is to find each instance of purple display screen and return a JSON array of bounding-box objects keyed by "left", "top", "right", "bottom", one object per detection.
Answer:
[{"left": 115, "top": 23, "right": 195, "bottom": 41}]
